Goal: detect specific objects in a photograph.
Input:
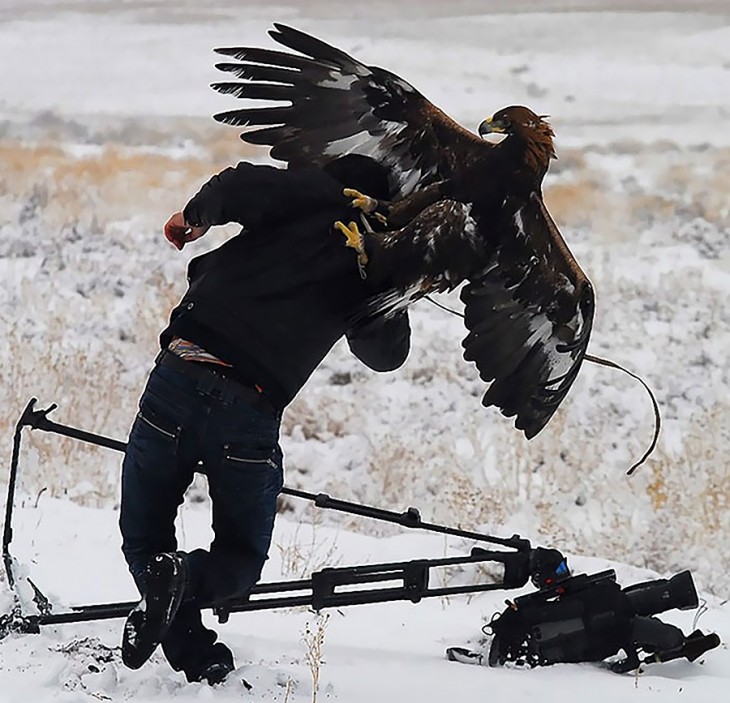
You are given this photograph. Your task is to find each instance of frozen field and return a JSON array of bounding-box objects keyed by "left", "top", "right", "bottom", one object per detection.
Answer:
[
  {"left": 1, "top": 2, "right": 729, "bottom": 702},
  {"left": 2, "top": 0, "right": 730, "bottom": 146}
]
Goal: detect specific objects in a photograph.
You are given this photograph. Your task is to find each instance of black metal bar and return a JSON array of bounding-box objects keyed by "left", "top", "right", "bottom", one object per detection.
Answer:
[
  {"left": 5, "top": 570, "right": 519, "bottom": 634},
  {"left": 20, "top": 400, "right": 127, "bottom": 453},
  {"left": 4, "top": 398, "right": 127, "bottom": 591},
  {"left": 283, "top": 487, "right": 523, "bottom": 549},
  {"left": 2, "top": 398, "right": 39, "bottom": 591},
  {"left": 3, "top": 397, "right": 536, "bottom": 638},
  {"left": 61, "top": 577, "right": 315, "bottom": 620},
  {"left": 25, "top": 549, "right": 521, "bottom": 629},
  {"left": 9, "top": 399, "right": 529, "bottom": 551}
]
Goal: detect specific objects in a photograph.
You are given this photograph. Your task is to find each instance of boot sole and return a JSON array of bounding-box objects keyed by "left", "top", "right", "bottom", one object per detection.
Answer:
[{"left": 122, "top": 554, "right": 187, "bottom": 669}]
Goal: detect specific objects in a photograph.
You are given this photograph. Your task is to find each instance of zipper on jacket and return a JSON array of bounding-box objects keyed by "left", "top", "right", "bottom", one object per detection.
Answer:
[
  {"left": 137, "top": 411, "right": 178, "bottom": 440},
  {"left": 224, "top": 452, "right": 277, "bottom": 468}
]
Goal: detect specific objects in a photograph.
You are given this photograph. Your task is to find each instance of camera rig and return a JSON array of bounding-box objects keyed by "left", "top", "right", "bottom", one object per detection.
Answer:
[
  {"left": 481, "top": 548, "right": 720, "bottom": 672},
  {"left": 1, "top": 398, "right": 721, "bottom": 673}
]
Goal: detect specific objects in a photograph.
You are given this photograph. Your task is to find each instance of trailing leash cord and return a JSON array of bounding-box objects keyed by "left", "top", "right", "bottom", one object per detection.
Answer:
[
  {"left": 582, "top": 353, "right": 661, "bottom": 475},
  {"left": 424, "top": 295, "right": 463, "bottom": 317},
  {"left": 423, "top": 296, "right": 660, "bottom": 475}
]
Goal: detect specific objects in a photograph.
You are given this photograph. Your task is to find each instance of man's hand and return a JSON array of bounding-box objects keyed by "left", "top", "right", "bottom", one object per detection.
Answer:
[{"left": 164, "top": 212, "right": 210, "bottom": 251}]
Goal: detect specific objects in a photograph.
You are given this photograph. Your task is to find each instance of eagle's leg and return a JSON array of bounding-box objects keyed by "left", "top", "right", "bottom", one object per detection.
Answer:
[
  {"left": 334, "top": 220, "right": 369, "bottom": 279},
  {"left": 343, "top": 188, "right": 388, "bottom": 226}
]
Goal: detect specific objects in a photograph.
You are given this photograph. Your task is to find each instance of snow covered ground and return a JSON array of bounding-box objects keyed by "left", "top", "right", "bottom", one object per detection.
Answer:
[
  {"left": 2, "top": 498, "right": 730, "bottom": 703},
  {"left": 1, "top": 1, "right": 730, "bottom": 701}
]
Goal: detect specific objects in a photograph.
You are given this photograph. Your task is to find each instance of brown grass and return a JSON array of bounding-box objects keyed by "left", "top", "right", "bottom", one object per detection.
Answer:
[
  {"left": 544, "top": 179, "right": 613, "bottom": 229},
  {"left": 0, "top": 139, "right": 265, "bottom": 229},
  {"left": 4, "top": 139, "right": 727, "bottom": 233},
  {"left": 544, "top": 145, "right": 730, "bottom": 237}
]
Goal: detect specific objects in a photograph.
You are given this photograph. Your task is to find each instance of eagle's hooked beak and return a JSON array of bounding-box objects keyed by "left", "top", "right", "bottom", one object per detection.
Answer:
[{"left": 478, "top": 115, "right": 508, "bottom": 138}]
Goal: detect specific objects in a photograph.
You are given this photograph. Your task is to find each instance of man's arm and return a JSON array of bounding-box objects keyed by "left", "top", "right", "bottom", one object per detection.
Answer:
[
  {"left": 183, "top": 162, "right": 345, "bottom": 230},
  {"left": 165, "top": 162, "right": 349, "bottom": 250},
  {"left": 346, "top": 312, "right": 411, "bottom": 372}
]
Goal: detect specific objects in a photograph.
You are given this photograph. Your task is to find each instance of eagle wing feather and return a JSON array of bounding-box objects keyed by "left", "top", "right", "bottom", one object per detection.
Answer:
[
  {"left": 212, "top": 23, "right": 489, "bottom": 197},
  {"left": 461, "top": 193, "right": 594, "bottom": 438}
]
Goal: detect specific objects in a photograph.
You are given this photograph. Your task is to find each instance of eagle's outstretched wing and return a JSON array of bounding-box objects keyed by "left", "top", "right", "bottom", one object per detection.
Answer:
[
  {"left": 212, "top": 23, "right": 489, "bottom": 197},
  {"left": 461, "top": 193, "right": 594, "bottom": 439}
]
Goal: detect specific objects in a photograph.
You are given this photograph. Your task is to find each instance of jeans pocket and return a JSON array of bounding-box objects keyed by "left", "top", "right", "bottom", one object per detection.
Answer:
[
  {"left": 221, "top": 443, "right": 279, "bottom": 470},
  {"left": 137, "top": 399, "right": 181, "bottom": 443},
  {"left": 220, "top": 443, "right": 284, "bottom": 496}
]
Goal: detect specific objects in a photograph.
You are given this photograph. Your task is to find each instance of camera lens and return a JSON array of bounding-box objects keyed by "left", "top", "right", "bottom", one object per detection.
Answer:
[{"left": 622, "top": 570, "right": 698, "bottom": 616}]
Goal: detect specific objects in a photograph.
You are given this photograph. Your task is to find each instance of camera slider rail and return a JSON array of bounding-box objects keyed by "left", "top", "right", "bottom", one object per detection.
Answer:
[{"left": 2, "top": 398, "right": 533, "bottom": 639}]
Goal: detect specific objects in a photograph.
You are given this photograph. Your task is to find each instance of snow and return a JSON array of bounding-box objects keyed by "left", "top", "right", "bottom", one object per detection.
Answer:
[
  {"left": 2, "top": 3, "right": 730, "bottom": 145},
  {"left": 2, "top": 498, "right": 730, "bottom": 703},
  {"left": 2, "top": 1, "right": 730, "bottom": 701}
]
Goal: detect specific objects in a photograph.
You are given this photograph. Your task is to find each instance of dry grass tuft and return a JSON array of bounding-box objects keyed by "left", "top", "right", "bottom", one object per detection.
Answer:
[
  {"left": 0, "top": 138, "right": 265, "bottom": 232},
  {"left": 544, "top": 179, "right": 611, "bottom": 229}
]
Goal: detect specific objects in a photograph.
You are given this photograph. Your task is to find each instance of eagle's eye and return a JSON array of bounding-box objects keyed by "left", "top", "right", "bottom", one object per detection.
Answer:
[{"left": 492, "top": 116, "right": 512, "bottom": 132}]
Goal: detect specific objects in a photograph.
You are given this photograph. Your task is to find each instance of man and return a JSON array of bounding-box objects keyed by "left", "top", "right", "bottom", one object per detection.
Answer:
[{"left": 120, "top": 155, "right": 411, "bottom": 685}]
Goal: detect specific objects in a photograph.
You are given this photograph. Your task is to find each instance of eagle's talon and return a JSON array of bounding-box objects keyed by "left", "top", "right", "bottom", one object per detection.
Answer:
[
  {"left": 334, "top": 220, "right": 364, "bottom": 252},
  {"left": 334, "top": 220, "right": 369, "bottom": 279},
  {"left": 343, "top": 187, "right": 377, "bottom": 214}
]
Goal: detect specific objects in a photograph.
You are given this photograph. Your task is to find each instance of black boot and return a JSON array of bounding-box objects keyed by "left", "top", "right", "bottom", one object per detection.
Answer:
[
  {"left": 122, "top": 552, "right": 188, "bottom": 670},
  {"left": 186, "top": 642, "right": 236, "bottom": 686}
]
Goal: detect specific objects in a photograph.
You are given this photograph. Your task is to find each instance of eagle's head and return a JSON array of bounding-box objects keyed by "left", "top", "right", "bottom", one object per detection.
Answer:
[{"left": 479, "top": 105, "right": 556, "bottom": 176}]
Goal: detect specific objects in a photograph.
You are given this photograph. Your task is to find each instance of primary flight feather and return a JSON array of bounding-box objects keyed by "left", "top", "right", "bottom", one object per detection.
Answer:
[{"left": 211, "top": 24, "right": 594, "bottom": 439}]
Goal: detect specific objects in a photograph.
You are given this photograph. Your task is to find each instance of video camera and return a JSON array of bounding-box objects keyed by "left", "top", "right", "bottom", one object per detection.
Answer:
[{"left": 486, "top": 548, "right": 720, "bottom": 672}]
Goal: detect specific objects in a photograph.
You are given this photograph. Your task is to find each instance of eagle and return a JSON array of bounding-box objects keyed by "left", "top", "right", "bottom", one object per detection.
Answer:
[{"left": 209, "top": 24, "right": 595, "bottom": 440}]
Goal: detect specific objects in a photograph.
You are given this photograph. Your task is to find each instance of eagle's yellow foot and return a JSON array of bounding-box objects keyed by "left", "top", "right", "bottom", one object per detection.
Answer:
[
  {"left": 343, "top": 188, "right": 388, "bottom": 226},
  {"left": 343, "top": 188, "right": 376, "bottom": 213},
  {"left": 334, "top": 220, "right": 369, "bottom": 279}
]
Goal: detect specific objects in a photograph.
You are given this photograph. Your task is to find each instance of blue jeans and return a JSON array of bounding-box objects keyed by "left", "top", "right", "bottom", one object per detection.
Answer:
[{"left": 119, "top": 359, "right": 284, "bottom": 675}]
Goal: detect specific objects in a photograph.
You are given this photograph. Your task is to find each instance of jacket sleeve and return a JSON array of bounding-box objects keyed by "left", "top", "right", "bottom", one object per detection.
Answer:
[
  {"left": 346, "top": 312, "right": 411, "bottom": 372},
  {"left": 183, "top": 162, "right": 347, "bottom": 229}
]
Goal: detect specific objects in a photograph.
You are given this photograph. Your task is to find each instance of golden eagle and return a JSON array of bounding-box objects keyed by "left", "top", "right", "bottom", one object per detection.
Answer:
[{"left": 210, "top": 24, "right": 594, "bottom": 440}]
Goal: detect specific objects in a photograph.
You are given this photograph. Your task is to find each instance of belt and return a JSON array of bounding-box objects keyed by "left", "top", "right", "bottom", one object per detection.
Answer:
[{"left": 155, "top": 350, "right": 277, "bottom": 416}]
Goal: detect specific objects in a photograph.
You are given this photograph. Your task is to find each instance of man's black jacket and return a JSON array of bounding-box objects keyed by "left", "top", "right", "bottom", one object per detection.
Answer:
[{"left": 160, "top": 161, "right": 411, "bottom": 410}]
